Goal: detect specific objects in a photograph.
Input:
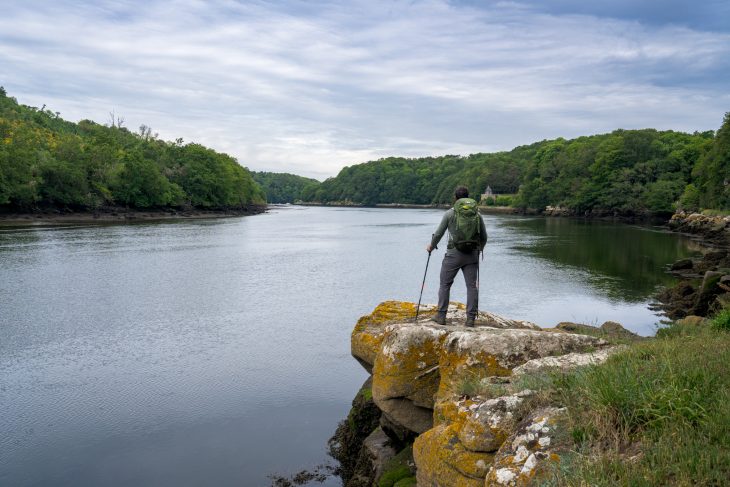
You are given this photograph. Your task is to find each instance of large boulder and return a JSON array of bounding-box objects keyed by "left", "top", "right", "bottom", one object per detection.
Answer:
[
  {"left": 352, "top": 301, "right": 433, "bottom": 372},
  {"left": 436, "top": 328, "right": 607, "bottom": 400},
  {"left": 372, "top": 322, "right": 446, "bottom": 434},
  {"left": 349, "top": 301, "right": 617, "bottom": 486},
  {"left": 362, "top": 304, "right": 605, "bottom": 435}
]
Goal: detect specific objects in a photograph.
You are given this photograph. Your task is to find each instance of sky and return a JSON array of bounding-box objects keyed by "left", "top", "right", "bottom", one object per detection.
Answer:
[{"left": 1, "top": 0, "right": 729, "bottom": 180}]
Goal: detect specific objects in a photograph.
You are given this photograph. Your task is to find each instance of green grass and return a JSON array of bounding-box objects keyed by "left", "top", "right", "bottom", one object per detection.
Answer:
[
  {"left": 701, "top": 209, "right": 730, "bottom": 217},
  {"left": 359, "top": 387, "right": 373, "bottom": 401},
  {"left": 393, "top": 477, "right": 417, "bottom": 487},
  {"left": 378, "top": 446, "right": 415, "bottom": 487},
  {"left": 710, "top": 307, "right": 730, "bottom": 331},
  {"left": 455, "top": 372, "right": 507, "bottom": 398},
  {"left": 540, "top": 320, "right": 730, "bottom": 486}
]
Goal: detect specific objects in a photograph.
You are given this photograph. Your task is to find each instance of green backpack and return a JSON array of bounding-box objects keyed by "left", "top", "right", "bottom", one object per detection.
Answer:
[{"left": 452, "top": 198, "right": 481, "bottom": 252}]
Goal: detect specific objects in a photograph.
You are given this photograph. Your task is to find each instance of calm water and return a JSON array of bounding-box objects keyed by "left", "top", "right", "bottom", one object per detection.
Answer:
[{"left": 0, "top": 207, "right": 697, "bottom": 486}]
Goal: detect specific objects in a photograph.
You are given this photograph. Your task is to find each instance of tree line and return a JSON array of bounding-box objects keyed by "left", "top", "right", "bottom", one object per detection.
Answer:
[
  {"left": 2, "top": 86, "right": 727, "bottom": 215},
  {"left": 0, "top": 87, "right": 265, "bottom": 211},
  {"left": 292, "top": 115, "right": 729, "bottom": 215},
  {"left": 251, "top": 171, "right": 320, "bottom": 204}
]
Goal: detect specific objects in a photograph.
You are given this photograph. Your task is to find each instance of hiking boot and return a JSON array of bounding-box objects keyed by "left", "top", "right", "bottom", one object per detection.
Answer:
[
  {"left": 432, "top": 313, "right": 447, "bottom": 325},
  {"left": 465, "top": 316, "right": 475, "bottom": 328}
]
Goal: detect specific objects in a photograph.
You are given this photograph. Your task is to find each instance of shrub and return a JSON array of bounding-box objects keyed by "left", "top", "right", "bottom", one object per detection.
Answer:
[
  {"left": 710, "top": 307, "right": 730, "bottom": 331},
  {"left": 494, "top": 195, "right": 514, "bottom": 206}
]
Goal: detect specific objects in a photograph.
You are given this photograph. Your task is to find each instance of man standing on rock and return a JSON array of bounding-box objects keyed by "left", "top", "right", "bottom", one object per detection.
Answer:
[{"left": 426, "top": 186, "right": 488, "bottom": 327}]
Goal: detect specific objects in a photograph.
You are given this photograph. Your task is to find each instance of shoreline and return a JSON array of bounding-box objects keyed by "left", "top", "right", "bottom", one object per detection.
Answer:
[
  {"left": 294, "top": 202, "right": 672, "bottom": 221},
  {"left": 0, "top": 205, "right": 268, "bottom": 226},
  {"left": 656, "top": 212, "right": 730, "bottom": 319}
]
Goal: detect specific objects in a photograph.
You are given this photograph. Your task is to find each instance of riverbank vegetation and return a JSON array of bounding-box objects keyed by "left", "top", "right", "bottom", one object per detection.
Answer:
[
  {"left": 3, "top": 86, "right": 727, "bottom": 216},
  {"left": 0, "top": 88, "right": 265, "bottom": 212},
  {"left": 297, "top": 114, "right": 729, "bottom": 216},
  {"left": 536, "top": 315, "right": 730, "bottom": 486},
  {"left": 251, "top": 171, "right": 320, "bottom": 204}
]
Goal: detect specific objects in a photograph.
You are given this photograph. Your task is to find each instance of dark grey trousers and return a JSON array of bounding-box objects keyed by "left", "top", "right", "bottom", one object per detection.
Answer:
[{"left": 437, "top": 250, "right": 479, "bottom": 318}]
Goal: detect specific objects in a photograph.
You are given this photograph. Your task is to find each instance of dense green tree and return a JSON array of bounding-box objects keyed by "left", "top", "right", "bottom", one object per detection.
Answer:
[
  {"left": 112, "top": 151, "right": 184, "bottom": 207},
  {"left": 0, "top": 88, "right": 265, "bottom": 211},
  {"left": 1, "top": 87, "right": 727, "bottom": 214},
  {"left": 307, "top": 122, "right": 727, "bottom": 215},
  {"left": 252, "top": 171, "right": 320, "bottom": 203},
  {"left": 694, "top": 113, "right": 730, "bottom": 210}
]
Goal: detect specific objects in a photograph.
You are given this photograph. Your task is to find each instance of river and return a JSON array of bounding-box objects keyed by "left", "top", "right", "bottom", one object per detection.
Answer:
[{"left": 0, "top": 206, "right": 697, "bottom": 486}]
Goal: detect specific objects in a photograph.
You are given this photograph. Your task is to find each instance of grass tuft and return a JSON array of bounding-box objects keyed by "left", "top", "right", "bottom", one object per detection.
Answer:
[
  {"left": 710, "top": 307, "right": 730, "bottom": 331},
  {"left": 455, "top": 372, "right": 507, "bottom": 398},
  {"left": 543, "top": 323, "right": 730, "bottom": 486}
]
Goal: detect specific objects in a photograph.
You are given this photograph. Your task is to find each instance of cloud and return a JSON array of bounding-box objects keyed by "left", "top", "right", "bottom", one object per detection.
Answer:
[{"left": 0, "top": 0, "right": 728, "bottom": 179}]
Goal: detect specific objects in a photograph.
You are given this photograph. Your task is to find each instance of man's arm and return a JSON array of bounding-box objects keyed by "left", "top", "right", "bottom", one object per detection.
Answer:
[
  {"left": 426, "top": 210, "right": 451, "bottom": 252},
  {"left": 479, "top": 215, "right": 488, "bottom": 251}
]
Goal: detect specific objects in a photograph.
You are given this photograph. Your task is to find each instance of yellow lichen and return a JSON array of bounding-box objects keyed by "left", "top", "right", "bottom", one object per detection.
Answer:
[
  {"left": 372, "top": 327, "right": 443, "bottom": 407},
  {"left": 433, "top": 397, "right": 476, "bottom": 428},
  {"left": 414, "top": 424, "right": 493, "bottom": 487},
  {"left": 352, "top": 301, "right": 436, "bottom": 367},
  {"left": 355, "top": 301, "right": 424, "bottom": 327}
]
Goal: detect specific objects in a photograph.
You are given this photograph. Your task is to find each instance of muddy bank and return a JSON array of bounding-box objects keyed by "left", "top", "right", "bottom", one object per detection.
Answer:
[
  {"left": 0, "top": 205, "right": 267, "bottom": 225},
  {"left": 657, "top": 212, "right": 730, "bottom": 319}
]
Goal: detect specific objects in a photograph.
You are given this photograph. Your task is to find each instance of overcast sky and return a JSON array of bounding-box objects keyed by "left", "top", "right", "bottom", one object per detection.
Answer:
[{"left": 1, "top": 0, "right": 728, "bottom": 179}]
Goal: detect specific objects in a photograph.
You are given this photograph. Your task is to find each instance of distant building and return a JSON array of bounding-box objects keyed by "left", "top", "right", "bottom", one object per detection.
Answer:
[{"left": 481, "top": 185, "right": 494, "bottom": 201}]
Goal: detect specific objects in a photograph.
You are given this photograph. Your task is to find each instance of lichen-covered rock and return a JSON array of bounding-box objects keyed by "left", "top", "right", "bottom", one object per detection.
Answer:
[
  {"left": 669, "top": 212, "right": 730, "bottom": 245},
  {"left": 485, "top": 407, "right": 568, "bottom": 486},
  {"left": 372, "top": 322, "right": 447, "bottom": 433},
  {"left": 414, "top": 424, "right": 493, "bottom": 487},
  {"left": 360, "top": 301, "right": 607, "bottom": 436},
  {"left": 554, "top": 320, "right": 640, "bottom": 341},
  {"left": 352, "top": 302, "right": 538, "bottom": 373},
  {"left": 352, "top": 301, "right": 432, "bottom": 372},
  {"left": 347, "top": 301, "right": 616, "bottom": 487},
  {"left": 457, "top": 391, "right": 533, "bottom": 453},
  {"left": 436, "top": 328, "right": 607, "bottom": 400},
  {"left": 512, "top": 347, "right": 621, "bottom": 376}
]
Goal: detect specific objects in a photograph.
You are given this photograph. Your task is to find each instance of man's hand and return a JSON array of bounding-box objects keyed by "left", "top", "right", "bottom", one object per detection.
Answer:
[{"left": 426, "top": 244, "right": 433, "bottom": 253}]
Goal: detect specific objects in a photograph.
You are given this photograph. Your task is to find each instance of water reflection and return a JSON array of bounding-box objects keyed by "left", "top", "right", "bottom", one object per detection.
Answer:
[{"left": 500, "top": 217, "right": 698, "bottom": 302}]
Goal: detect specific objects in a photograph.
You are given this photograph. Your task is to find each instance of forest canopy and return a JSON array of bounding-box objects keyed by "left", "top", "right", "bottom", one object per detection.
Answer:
[
  {"left": 0, "top": 87, "right": 265, "bottom": 210},
  {"left": 1, "top": 87, "right": 727, "bottom": 215},
  {"left": 298, "top": 116, "right": 728, "bottom": 215},
  {"left": 251, "top": 171, "right": 320, "bottom": 204}
]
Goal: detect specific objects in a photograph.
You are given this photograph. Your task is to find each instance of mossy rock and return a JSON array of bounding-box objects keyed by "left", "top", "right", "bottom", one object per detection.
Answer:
[
  {"left": 393, "top": 477, "right": 417, "bottom": 487},
  {"left": 378, "top": 445, "right": 415, "bottom": 487},
  {"left": 329, "top": 378, "right": 381, "bottom": 485},
  {"left": 378, "top": 466, "right": 411, "bottom": 487}
]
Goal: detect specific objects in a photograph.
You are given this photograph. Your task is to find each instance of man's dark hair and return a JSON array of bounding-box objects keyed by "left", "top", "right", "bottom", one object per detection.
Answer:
[{"left": 454, "top": 186, "right": 469, "bottom": 199}]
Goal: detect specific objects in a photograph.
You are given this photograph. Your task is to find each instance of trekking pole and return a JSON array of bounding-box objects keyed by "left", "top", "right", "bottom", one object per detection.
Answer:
[{"left": 415, "top": 250, "right": 432, "bottom": 322}]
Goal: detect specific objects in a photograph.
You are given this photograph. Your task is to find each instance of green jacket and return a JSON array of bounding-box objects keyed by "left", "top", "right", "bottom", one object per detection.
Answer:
[{"left": 430, "top": 207, "right": 488, "bottom": 254}]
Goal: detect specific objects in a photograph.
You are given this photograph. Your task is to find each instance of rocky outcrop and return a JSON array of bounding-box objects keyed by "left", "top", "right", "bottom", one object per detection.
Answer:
[
  {"left": 346, "top": 301, "right": 623, "bottom": 486},
  {"left": 669, "top": 212, "right": 730, "bottom": 245},
  {"left": 543, "top": 206, "right": 573, "bottom": 217},
  {"left": 658, "top": 212, "right": 730, "bottom": 319},
  {"left": 329, "top": 378, "right": 383, "bottom": 486}
]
